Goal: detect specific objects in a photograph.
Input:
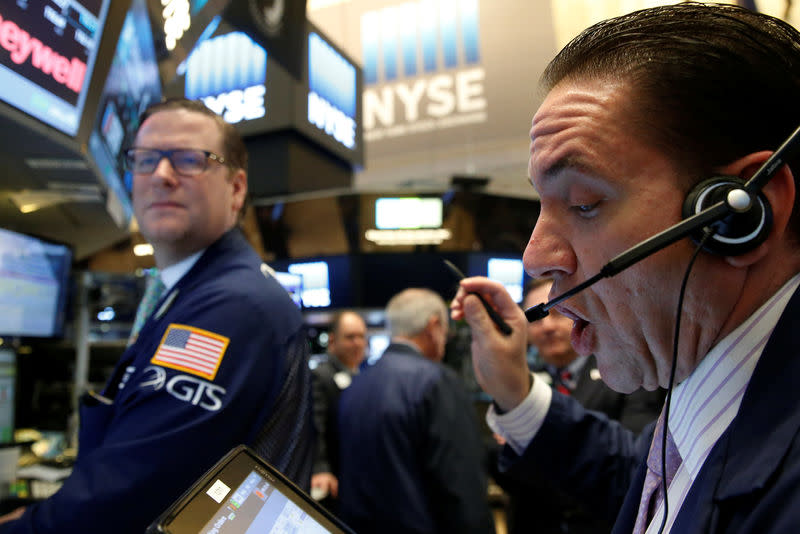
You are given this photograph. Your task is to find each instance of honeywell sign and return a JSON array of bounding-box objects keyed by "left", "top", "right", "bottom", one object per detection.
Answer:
[{"left": 0, "top": 8, "right": 88, "bottom": 104}]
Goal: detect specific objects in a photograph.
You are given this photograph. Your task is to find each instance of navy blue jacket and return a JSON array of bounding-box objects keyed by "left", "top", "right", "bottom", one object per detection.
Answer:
[
  {"left": 338, "top": 342, "right": 494, "bottom": 534},
  {"left": 2, "top": 229, "right": 314, "bottom": 534},
  {"left": 503, "top": 284, "right": 800, "bottom": 533}
]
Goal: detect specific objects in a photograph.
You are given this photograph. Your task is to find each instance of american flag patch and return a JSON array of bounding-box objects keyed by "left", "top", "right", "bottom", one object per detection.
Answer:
[{"left": 151, "top": 324, "right": 229, "bottom": 380}]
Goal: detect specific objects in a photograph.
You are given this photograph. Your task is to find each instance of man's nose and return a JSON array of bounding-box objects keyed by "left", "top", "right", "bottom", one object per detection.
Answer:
[{"left": 522, "top": 213, "right": 577, "bottom": 280}]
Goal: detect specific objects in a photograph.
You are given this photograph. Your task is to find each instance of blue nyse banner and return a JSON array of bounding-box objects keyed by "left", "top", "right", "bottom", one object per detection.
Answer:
[
  {"left": 361, "top": 0, "right": 480, "bottom": 84},
  {"left": 357, "top": 0, "right": 487, "bottom": 142},
  {"left": 184, "top": 31, "right": 268, "bottom": 124},
  {"left": 307, "top": 31, "right": 357, "bottom": 150}
]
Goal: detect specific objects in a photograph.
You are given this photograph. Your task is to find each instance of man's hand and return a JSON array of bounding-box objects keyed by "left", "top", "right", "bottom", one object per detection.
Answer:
[
  {"left": 311, "top": 472, "right": 339, "bottom": 499},
  {"left": 0, "top": 506, "right": 25, "bottom": 525},
  {"left": 450, "top": 277, "right": 531, "bottom": 411}
]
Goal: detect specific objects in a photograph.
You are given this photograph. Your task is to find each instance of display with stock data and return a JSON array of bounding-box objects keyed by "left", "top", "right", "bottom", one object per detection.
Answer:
[
  {"left": 0, "top": 228, "right": 72, "bottom": 338},
  {"left": 0, "top": 0, "right": 111, "bottom": 135},
  {"left": 88, "top": 0, "right": 160, "bottom": 224}
]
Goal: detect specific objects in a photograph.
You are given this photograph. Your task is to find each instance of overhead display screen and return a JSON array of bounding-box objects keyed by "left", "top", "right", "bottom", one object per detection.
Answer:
[
  {"left": 88, "top": 0, "right": 161, "bottom": 226},
  {"left": 0, "top": 0, "right": 111, "bottom": 136}
]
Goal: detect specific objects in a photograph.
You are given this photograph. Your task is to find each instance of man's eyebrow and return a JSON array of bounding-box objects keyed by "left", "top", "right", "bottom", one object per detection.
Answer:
[{"left": 537, "top": 155, "right": 584, "bottom": 183}]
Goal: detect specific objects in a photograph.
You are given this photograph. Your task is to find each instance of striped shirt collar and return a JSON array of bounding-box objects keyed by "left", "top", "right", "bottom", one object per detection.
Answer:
[{"left": 669, "top": 272, "right": 800, "bottom": 481}]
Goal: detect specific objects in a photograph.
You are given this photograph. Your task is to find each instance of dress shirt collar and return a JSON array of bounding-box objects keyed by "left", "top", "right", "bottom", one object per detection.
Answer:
[
  {"left": 158, "top": 249, "right": 204, "bottom": 291},
  {"left": 670, "top": 272, "right": 800, "bottom": 481}
]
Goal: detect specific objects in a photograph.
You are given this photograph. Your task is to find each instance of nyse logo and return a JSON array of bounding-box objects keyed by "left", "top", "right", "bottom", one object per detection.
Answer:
[
  {"left": 360, "top": 0, "right": 486, "bottom": 140},
  {"left": 307, "top": 32, "right": 357, "bottom": 150},
  {"left": 185, "top": 31, "right": 267, "bottom": 124}
]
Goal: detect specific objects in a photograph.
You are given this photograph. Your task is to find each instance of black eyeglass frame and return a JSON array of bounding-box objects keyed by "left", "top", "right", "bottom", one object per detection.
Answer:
[{"left": 124, "top": 148, "right": 230, "bottom": 176}]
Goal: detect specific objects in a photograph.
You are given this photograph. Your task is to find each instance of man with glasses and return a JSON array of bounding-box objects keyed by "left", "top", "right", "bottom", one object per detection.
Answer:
[{"left": 0, "top": 99, "right": 314, "bottom": 533}]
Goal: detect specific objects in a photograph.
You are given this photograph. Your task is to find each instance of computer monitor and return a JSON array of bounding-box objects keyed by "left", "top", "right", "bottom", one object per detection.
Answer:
[
  {"left": 467, "top": 253, "right": 524, "bottom": 303},
  {"left": 0, "top": 0, "right": 113, "bottom": 136},
  {"left": 375, "top": 197, "right": 443, "bottom": 229},
  {"left": 272, "top": 271, "right": 303, "bottom": 309},
  {"left": 87, "top": 0, "right": 161, "bottom": 225},
  {"left": 487, "top": 257, "right": 524, "bottom": 303},
  {"left": 287, "top": 261, "right": 330, "bottom": 308},
  {"left": 0, "top": 349, "right": 15, "bottom": 444},
  {"left": 0, "top": 228, "right": 72, "bottom": 338}
]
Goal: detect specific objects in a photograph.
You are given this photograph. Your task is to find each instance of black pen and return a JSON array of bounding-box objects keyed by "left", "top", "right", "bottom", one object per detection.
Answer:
[{"left": 443, "top": 259, "right": 513, "bottom": 336}]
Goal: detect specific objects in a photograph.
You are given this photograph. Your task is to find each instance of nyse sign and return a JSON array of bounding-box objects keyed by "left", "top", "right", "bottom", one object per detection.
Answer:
[
  {"left": 361, "top": 0, "right": 486, "bottom": 141},
  {"left": 307, "top": 32, "right": 358, "bottom": 150},
  {"left": 364, "top": 67, "right": 485, "bottom": 140},
  {"left": 308, "top": 90, "right": 356, "bottom": 149},
  {"left": 184, "top": 31, "right": 267, "bottom": 124},
  {"left": 204, "top": 85, "right": 266, "bottom": 124}
]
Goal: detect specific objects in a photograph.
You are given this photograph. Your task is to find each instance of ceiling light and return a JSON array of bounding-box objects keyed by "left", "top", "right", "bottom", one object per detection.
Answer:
[{"left": 133, "top": 243, "right": 154, "bottom": 256}]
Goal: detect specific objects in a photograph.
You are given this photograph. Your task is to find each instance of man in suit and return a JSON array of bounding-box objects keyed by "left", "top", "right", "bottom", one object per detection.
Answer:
[
  {"left": 451, "top": 4, "right": 800, "bottom": 533},
  {"left": 310, "top": 310, "right": 367, "bottom": 508},
  {"left": 338, "top": 288, "right": 494, "bottom": 534},
  {"left": 0, "top": 98, "right": 314, "bottom": 533}
]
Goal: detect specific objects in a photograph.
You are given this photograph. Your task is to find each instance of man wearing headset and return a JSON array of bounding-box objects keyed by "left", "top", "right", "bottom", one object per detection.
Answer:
[{"left": 451, "top": 4, "right": 800, "bottom": 533}]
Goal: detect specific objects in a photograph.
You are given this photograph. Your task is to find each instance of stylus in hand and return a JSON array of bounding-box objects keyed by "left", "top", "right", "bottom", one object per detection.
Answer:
[{"left": 443, "top": 259, "right": 513, "bottom": 336}]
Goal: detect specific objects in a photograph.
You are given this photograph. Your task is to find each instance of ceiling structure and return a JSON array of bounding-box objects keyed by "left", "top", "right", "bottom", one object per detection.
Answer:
[
  {"left": 0, "top": 107, "right": 131, "bottom": 260},
  {"left": 3, "top": 0, "right": 799, "bottom": 262}
]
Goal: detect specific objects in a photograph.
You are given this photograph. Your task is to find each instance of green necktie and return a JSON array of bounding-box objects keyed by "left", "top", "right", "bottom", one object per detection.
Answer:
[{"left": 127, "top": 270, "right": 166, "bottom": 346}]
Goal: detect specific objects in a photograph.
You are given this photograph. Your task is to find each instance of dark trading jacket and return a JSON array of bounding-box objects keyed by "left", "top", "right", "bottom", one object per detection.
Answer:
[
  {"left": 502, "top": 283, "right": 800, "bottom": 534},
  {"left": 338, "top": 342, "right": 494, "bottom": 534},
  {"left": 2, "top": 229, "right": 314, "bottom": 534}
]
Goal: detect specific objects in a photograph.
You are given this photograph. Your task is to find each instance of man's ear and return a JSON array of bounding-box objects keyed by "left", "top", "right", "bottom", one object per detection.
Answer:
[
  {"left": 718, "top": 151, "right": 795, "bottom": 268},
  {"left": 231, "top": 168, "right": 248, "bottom": 213}
]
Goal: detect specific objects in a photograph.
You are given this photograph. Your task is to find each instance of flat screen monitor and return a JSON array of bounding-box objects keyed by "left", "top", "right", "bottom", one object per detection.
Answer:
[
  {"left": 87, "top": 0, "right": 161, "bottom": 223},
  {"left": 272, "top": 271, "right": 302, "bottom": 309},
  {"left": 299, "top": 23, "right": 363, "bottom": 167},
  {"left": 0, "top": 0, "right": 112, "bottom": 136},
  {"left": 0, "top": 228, "right": 72, "bottom": 338},
  {"left": 487, "top": 257, "right": 524, "bottom": 303},
  {"left": 287, "top": 261, "right": 330, "bottom": 308},
  {"left": 467, "top": 253, "right": 524, "bottom": 303},
  {"left": 0, "top": 349, "right": 15, "bottom": 444},
  {"left": 375, "top": 197, "right": 442, "bottom": 229}
]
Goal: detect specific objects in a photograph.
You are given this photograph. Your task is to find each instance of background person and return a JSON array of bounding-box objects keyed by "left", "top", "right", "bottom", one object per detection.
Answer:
[
  {"left": 338, "top": 288, "right": 494, "bottom": 534},
  {"left": 0, "top": 98, "right": 314, "bottom": 533},
  {"left": 310, "top": 310, "right": 367, "bottom": 508},
  {"left": 451, "top": 4, "right": 800, "bottom": 533}
]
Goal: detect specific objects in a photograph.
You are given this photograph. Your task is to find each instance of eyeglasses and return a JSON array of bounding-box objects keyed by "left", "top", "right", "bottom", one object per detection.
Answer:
[{"left": 124, "top": 148, "right": 229, "bottom": 176}]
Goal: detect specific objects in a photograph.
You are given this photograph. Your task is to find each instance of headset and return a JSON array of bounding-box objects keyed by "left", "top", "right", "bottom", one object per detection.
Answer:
[{"left": 524, "top": 123, "right": 800, "bottom": 322}]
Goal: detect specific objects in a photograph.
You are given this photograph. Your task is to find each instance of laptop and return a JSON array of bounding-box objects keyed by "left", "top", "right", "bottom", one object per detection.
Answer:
[{"left": 147, "top": 445, "right": 355, "bottom": 534}]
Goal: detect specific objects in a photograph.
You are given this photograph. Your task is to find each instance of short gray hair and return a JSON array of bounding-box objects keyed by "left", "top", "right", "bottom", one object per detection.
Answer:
[{"left": 386, "top": 288, "right": 448, "bottom": 338}]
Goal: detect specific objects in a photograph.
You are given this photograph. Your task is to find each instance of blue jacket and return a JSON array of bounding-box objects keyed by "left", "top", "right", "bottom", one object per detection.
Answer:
[
  {"left": 503, "top": 284, "right": 800, "bottom": 533},
  {"left": 2, "top": 229, "right": 314, "bottom": 534},
  {"left": 338, "top": 342, "right": 494, "bottom": 534}
]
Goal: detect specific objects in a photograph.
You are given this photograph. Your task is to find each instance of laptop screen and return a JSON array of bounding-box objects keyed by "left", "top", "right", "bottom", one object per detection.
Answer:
[
  {"left": 148, "top": 446, "right": 353, "bottom": 534},
  {"left": 200, "top": 470, "right": 329, "bottom": 533}
]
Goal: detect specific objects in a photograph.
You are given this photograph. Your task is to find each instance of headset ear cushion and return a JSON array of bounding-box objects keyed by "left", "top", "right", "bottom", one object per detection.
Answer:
[{"left": 682, "top": 176, "right": 773, "bottom": 256}]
